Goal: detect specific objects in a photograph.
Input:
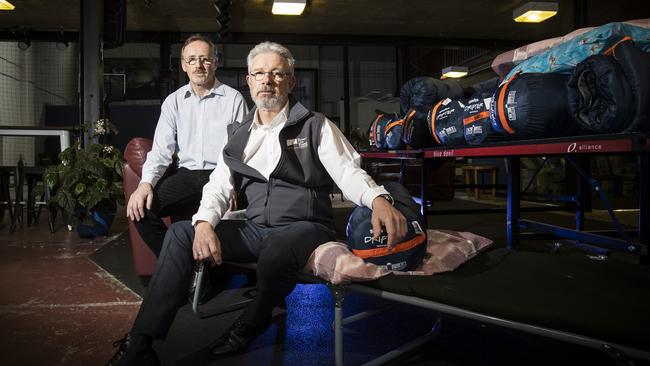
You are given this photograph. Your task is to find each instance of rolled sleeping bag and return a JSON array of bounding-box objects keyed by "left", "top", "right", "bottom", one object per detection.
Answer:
[
  {"left": 567, "top": 55, "right": 634, "bottom": 133},
  {"left": 384, "top": 115, "right": 406, "bottom": 149},
  {"left": 346, "top": 181, "right": 427, "bottom": 271},
  {"left": 402, "top": 106, "right": 438, "bottom": 149},
  {"left": 463, "top": 97, "right": 507, "bottom": 145},
  {"left": 368, "top": 113, "right": 397, "bottom": 149},
  {"left": 467, "top": 76, "right": 500, "bottom": 100},
  {"left": 428, "top": 98, "right": 467, "bottom": 146},
  {"left": 611, "top": 38, "right": 650, "bottom": 132},
  {"left": 400, "top": 76, "right": 464, "bottom": 114},
  {"left": 490, "top": 72, "right": 578, "bottom": 140}
]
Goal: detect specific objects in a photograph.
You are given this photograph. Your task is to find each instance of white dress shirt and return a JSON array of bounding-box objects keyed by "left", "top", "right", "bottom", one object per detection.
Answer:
[
  {"left": 140, "top": 79, "right": 248, "bottom": 186},
  {"left": 192, "top": 102, "right": 389, "bottom": 228}
]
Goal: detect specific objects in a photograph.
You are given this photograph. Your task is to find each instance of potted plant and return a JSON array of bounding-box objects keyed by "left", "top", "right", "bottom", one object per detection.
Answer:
[{"left": 43, "top": 118, "right": 125, "bottom": 237}]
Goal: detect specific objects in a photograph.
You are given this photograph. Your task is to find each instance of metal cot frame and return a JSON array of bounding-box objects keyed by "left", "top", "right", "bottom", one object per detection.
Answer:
[{"left": 192, "top": 133, "right": 650, "bottom": 365}]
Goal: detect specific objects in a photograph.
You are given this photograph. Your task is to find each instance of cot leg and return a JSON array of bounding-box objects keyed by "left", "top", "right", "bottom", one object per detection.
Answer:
[
  {"left": 328, "top": 284, "right": 347, "bottom": 366},
  {"left": 474, "top": 169, "right": 479, "bottom": 199},
  {"left": 361, "top": 317, "right": 442, "bottom": 366},
  {"left": 507, "top": 156, "right": 521, "bottom": 250},
  {"left": 640, "top": 150, "right": 649, "bottom": 264}
]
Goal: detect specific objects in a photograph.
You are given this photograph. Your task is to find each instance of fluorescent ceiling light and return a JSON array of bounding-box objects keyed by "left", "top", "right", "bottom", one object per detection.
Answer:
[
  {"left": 272, "top": 0, "right": 306, "bottom": 15},
  {"left": 0, "top": 0, "right": 15, "bottom": 10},
  {"left": 441, "top": 66, "right": 468, "bottom": 78},
  {"left": 513, "top": 2, "right": 558, "bottom": 23}
]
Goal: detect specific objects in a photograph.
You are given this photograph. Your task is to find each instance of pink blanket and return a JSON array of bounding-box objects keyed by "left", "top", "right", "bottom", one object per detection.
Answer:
[
  {"left": 491, "top": 18, "right": 650, "bottom": 78},
  {"left": 303, "top": 230, "right": 493, "bottom": 285}
]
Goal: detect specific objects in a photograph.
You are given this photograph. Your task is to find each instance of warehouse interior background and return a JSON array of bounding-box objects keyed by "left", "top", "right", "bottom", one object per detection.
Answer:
[{"left": 1, "top": 1, "right": 650, "bottom": 365}]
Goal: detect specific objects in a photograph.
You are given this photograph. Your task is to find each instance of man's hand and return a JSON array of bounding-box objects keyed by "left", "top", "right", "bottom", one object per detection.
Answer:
[
  {"left": 193, "top": 221, "right": 222, "bottom": 265},
  {"left": 371, "top": 196, "right": 408, "bottom": 247},
  {"left": 126, "top": 182, "right": 154, "bottom": 221}
]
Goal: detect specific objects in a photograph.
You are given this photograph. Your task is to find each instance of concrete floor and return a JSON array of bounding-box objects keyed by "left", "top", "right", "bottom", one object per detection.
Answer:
[
  {"left": 0, "top": 213, "right": 140, "bottom": 366},
  {"left": 0, "top": 192, "right": 645, "bottom": 366}
]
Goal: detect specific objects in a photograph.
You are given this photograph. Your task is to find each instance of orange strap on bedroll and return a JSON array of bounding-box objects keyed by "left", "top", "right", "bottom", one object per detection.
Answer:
[
  {"left": 405, "top": 109, "right": 416, "bottom": 123},
  {"left": 403, "top": 109, "right": 417, "bottom": 140},
  {"left": 371, "top": 114, "right": 383, "bottom": 145},
  {"left": 352, "top": 233, "right": 426, "bottom": 259},
  {"left": 429, "top": 100, "right": 444, "bottom": 144},
  {"left": 496, "top": 75, "right": 517, "bottom": 134},
  {"left": 604, "top": 36, "right": 633, "bottom": 56},
  {"left": 385, "top": 119, "right": 403, "bottom": 134},
  {"left": 463, "top": 110, "right": 491, "bottom": 125}
]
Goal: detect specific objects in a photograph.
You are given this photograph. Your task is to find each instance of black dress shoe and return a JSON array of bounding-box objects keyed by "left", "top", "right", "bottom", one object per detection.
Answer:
[
  {"left": 209, "top": 319, "right": 268, "bottom": 357},
  {"left": 106, "top": 333, "right": 160, "bottom": 366}
]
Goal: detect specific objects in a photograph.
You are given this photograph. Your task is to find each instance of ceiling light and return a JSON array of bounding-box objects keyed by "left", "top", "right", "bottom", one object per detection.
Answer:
[
  {"left": 513, "top": 2, "right": 558, "bottom": 23},
  {"left": 0, "top": 0, "right": 15, "bottom": 10},
  {"left": 272, "top": 0, "right": 306, "bottom": 15},
  {"left": 441, "top": 66, "right": 468, "bottom": 78}
]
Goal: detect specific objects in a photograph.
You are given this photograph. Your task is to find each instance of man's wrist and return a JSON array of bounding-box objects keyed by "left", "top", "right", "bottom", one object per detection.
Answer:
[
  {"left": 378, "top": 193, "right": 394, "bottom": 205},
  {"left": 138, "top": 181, "right": 153, "bottom": 189},
  {"left": 372, "top": 193, "right": 394, "bottom": 209},
  {"left": 195, "top": 220, "right": 213, "bottom": 230}
]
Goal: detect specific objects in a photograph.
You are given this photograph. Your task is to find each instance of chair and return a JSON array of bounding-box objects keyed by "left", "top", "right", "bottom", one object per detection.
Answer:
[
  {"left": 122, "top": 138, "right": 170, "bottom": 276},
  {"left": 462, "top": 164, "right": 497, "bottom": 199},
  {"left": 0, "top": 166, "right": 14, "bottom": 225},
  {"left": 122, "top": 137, "right": 239, "bottom": 276}
]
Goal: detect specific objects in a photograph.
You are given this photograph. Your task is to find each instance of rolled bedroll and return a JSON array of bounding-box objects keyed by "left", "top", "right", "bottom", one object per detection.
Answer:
[
  {"left": 463, "top": 97, "right": 508, "bottom": 145},
  {"left": 400, "top": 76, "right": 464, "bottom": 114},
  {"left": 428, "top": 98, "right": 467, "bottom": 146},
  {"left": 490, "top": 72, "right": 578, "bottom": 140},
  {"left": 467, "top": 77, "right": 500, "bottom": 100},
  {"left": 567, "top": 54, "right": 635, "bottom": 133},
  {"left": 611, "top": 39, "right": 650, "bottom": 132},
  {"left": 368, "top": 113, "right": 400, "bottom": 149},
  {"left": 384, "top": 115, "right": 406, "bottom": 150},
  {"left": 402, "top": 106, "right": 438, "bottom": 149}
]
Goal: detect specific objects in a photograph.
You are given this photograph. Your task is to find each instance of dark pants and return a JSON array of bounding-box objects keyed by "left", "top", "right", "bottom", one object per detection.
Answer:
[
  {"left": 131, "top": 219, "right": 336, "bottom": 339},
  {"left": 134, "top": 168, "right": 212, "bottom": 256}
]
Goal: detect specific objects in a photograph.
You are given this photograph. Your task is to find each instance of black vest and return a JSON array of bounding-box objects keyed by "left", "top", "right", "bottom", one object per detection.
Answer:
[{"left": 222, "top": 98, "right": 334, "bottom": 228}]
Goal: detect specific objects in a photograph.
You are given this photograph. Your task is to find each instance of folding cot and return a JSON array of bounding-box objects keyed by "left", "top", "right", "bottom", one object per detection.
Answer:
[
  {"left": 193, "top": 132, "right": 650, "bottom": 365},
  {"left": 193, "top": 248, "right": 650, "bottom": 365}
]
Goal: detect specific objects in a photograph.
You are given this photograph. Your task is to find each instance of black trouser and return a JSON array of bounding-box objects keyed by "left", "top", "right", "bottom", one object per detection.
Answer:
[
  {"left": 134, "top": 168, "right": 212, "bottom": 256},
  {"left": 131, "top": 219, "right": 336, "bottom": 339}
]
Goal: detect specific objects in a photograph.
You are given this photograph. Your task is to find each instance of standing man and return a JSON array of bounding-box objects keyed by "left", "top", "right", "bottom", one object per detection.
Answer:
[
  {"left": 108, "top": 41, "right": 406, "bottom": 365},
  {"left": 127, "top": 34, "right": 248, "bottom": 256}
]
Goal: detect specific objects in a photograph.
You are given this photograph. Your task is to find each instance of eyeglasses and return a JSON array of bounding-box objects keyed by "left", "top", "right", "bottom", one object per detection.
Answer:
[
  {"left": 249, "top": 71, "right": 290, "bottom": 81},
  {"left": 184, "top": 57, "right": 214, "bottom": 66}
]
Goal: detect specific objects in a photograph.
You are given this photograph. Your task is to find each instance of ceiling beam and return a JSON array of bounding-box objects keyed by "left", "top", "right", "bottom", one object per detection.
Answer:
[{"left": 0, "top": 30, "right": 526, "bottom": 51}]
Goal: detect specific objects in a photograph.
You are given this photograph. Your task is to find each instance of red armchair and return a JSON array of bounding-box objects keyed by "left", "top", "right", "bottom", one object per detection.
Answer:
[
  {"left": 122, "top": 138, "right": 166, "bottom": 276},
  {"left": 123, "top": 137, "right": 241, "bottom": 276}
]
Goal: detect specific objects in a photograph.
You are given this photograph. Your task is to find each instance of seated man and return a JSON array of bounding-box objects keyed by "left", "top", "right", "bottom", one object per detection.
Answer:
[
  {"left": 126, "top": 34, "right": 248, "bottom": 256},
  {"left": 108, "top": 41, "right": 407, "bottom": 366}
]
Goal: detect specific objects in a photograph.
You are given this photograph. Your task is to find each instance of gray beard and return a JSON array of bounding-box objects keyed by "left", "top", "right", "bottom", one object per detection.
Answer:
[{"left": 253, "top": 94, "right": 288, "bottom": 111}]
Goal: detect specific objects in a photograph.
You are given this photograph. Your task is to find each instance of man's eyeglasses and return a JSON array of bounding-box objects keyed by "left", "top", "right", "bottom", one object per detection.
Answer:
[
  {"left": 184, "top": 57, "right": 214, "bottom": 66},
  {"left": 249, "top": 71, "right": 290, "bottom": 81}
]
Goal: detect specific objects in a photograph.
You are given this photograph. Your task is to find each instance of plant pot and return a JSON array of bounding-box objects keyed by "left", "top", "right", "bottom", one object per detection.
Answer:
[{"left": 75, "top": 206, "right": 116, "bottom": 238}]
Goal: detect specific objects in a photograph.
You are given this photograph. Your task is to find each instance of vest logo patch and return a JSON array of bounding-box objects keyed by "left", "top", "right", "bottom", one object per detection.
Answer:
[{"left": 286, "top": 137, "right": 309, "bottom": 150}]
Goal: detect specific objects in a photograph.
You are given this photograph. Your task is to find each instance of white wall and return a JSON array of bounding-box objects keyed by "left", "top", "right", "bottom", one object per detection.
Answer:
[{"left": 0, "top": 41, "right": 78, "bottom": 166}]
